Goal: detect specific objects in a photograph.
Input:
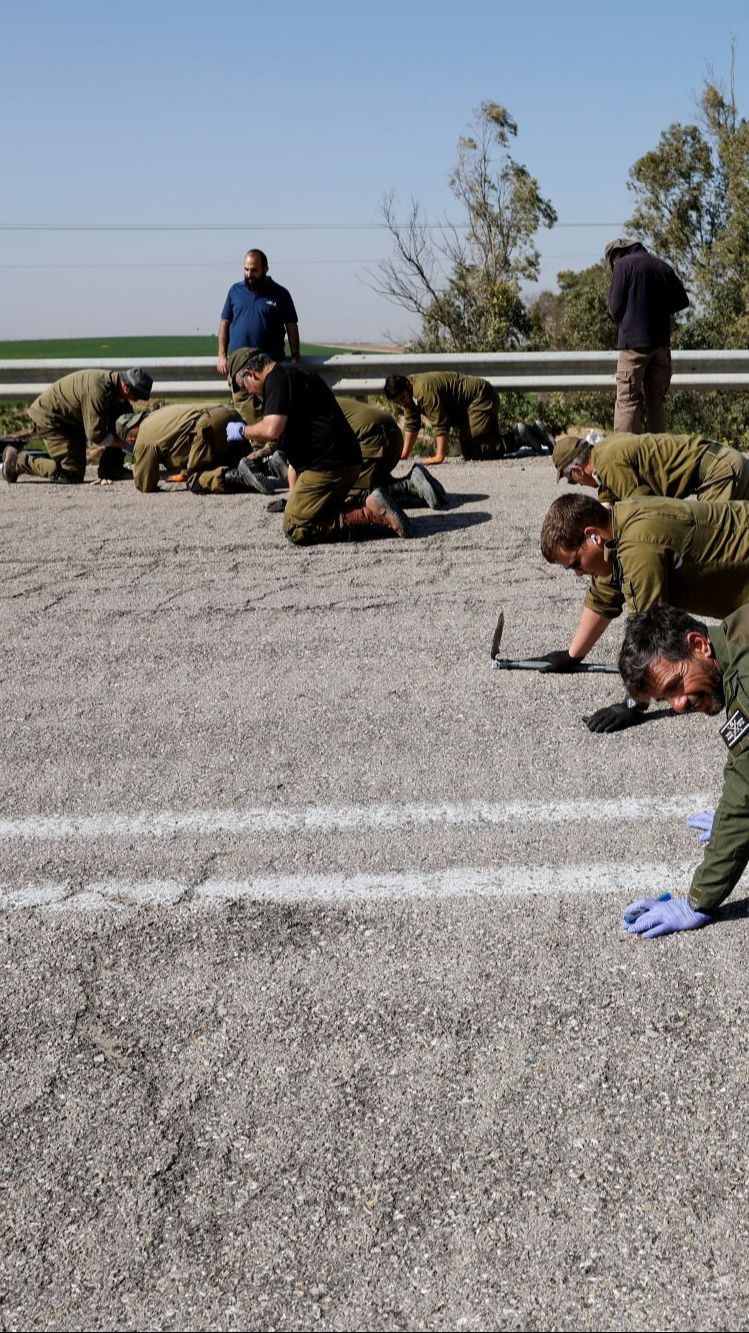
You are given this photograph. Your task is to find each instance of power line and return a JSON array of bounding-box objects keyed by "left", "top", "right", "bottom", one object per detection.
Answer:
[
  {"left": 0, "top": 252, "right": 607, "bottom": 272},
  {"left": 0, "top": 220, "right": 626, "bottom": 233}
]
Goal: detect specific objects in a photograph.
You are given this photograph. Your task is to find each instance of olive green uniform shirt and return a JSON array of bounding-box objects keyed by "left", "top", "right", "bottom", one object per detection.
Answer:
[
  {"left": 403, "top": 372, "right": 494, "bottom": 435},
  {"left": 338, "top": 398, "right": 401, "bottom": 452},
  {"left": 28, "top": 370, "right": 122, "bottom": 445},
  {"left": 584, "top": 497, "right": 749, "bottom": 621},
  {"left": 689, "top": 606, "right": 749, "bottom": 912},
  {"left": 132, "top": 404, "right": 235, "bottom": 491},
  {"left": 592, "top": 433, "right": 733, "bottom": 505}
]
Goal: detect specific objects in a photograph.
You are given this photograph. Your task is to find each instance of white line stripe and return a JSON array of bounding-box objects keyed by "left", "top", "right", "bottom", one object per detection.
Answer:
[
  {"left": 0, "top": 863, "right": 710, "bottom": 911},
  {"left": 0, "top": 796, "right": 714, "bottom": 843}
]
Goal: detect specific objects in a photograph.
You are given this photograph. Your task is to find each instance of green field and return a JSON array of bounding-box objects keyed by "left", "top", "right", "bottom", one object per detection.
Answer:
[{"left": 0, "top": 336, "right": 349, "bottom": 359}]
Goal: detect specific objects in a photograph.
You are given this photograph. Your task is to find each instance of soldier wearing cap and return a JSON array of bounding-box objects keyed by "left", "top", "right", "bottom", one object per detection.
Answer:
[
  {"left": 604, "top": 238, "right": 689, "bottom": 434},
  {"left": 226, "top": 346, "right": 264, "bottom": 425},
  {"left": 117, "top": 404, "right": 278, "bottom": 495},
  {"left": 537, "top": 492, "right": 749, "bottom": 730},
  {"left": 234, "top": 352, "right": 413, "bottom": 542},
  {"left": 553, "top": 431, "right": 749, "bottom": 505},
  {"left": 1, "top": 368, "right": 152, "bottom": 484},
  {"left": 383, "top": 371, "right": 552, "bottom": 465}
]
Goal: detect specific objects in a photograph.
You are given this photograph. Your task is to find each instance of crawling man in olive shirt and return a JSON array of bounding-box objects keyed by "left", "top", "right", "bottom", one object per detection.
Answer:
[
  {"left": 118, "top": 404, "right": 277, "bottom": 495},
  {"left": 553, "top": 431, "right": 749, "bottom": 505},
  {"left": 538, "top": 491, "right": 749, "bottom": 731},
  {"left": 2, "top": 368, "right": 152, "bottom": 484},
  {"left": 616, "top": 602, "right": 749, "bottom": 936},
  {"left": 383, "top": 371, "right": 551, "bottom": 464}
]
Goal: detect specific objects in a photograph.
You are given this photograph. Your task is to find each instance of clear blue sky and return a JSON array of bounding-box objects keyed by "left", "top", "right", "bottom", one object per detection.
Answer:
[{"left": 2, "top": 0, "right": 747, "bottom": 343}]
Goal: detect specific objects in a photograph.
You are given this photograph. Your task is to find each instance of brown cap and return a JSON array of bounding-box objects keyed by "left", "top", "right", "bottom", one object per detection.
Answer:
[{"left": 553, "top": 434, "right": 590, "bottom": 480}]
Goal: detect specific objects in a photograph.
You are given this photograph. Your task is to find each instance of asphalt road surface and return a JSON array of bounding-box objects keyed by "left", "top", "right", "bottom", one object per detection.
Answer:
[{"left": 2, "top": 458, "right": 748, "bottom": 1332}]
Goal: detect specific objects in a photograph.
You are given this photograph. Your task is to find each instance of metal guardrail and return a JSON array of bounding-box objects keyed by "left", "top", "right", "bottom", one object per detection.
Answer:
[{"left": 2, "top": 350, "right": 749, "bottom": 400}]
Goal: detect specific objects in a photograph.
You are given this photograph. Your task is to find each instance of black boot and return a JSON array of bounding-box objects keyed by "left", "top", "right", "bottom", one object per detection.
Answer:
[
  {"left": 498, "top": 429, "right": 529, "bottom": 459},
  {"left": 51, "top": 466, "right": 83, "bottom": 484},
  {"left": 387, "top": 464, "right": 447, "bottom": 510},
  {"left": 517, "top": 421, "right": 554, "bottom": 455},
  {"left": 223, "top": 457, "right": 276, "bottom": 494},
  {"left": 264, "top": 451, "right": 289, "bottom": 485}
]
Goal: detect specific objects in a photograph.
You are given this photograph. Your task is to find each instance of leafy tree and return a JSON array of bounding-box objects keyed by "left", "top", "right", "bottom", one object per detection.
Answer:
[
  {"left": 627, "top": 54, "right": 749, "bottom": 350},
  {"left": 530, "top": 262, "right": 616, "bottom": 352},
  {"left": 372, "top": 102, "right": 557, "bottom": 352}
]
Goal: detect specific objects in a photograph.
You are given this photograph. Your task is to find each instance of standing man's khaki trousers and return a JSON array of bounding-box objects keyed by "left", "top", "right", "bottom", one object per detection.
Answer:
[{"left": 614, "top": 346, "right": 672, "bottom": 434}]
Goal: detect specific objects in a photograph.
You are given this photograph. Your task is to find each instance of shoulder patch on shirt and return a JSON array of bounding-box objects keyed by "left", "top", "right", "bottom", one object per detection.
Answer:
[{"left": 720, "top": 706, "right": 749, "bottom": 750}]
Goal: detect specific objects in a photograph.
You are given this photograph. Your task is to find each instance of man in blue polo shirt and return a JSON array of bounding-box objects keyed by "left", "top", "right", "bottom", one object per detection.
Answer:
[{"left": 217, "top": 249, "right": 300, "bottom": 376}]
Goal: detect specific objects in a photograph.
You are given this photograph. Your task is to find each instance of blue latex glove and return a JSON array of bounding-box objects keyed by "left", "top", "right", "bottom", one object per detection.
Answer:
[
  {"left": 625, "top": 896, "right": 711, "bottom": 939},
  {"left": 226, "top": 422, "right": 246, "bottom": 442},
  {"left": 623, "top": 891, "right": 671, "bottom": 924},
  {"left": 686, "top": 811, "right": 714, "bottom": 845}
]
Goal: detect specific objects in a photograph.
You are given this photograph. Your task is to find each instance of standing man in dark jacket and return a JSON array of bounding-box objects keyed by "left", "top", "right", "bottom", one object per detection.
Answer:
[{"left": 605, "top": 238, "right": 689, "bottom": 435}]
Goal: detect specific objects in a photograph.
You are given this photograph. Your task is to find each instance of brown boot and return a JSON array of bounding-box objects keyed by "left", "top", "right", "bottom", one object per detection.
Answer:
[
  {"left": 1, "top": 444, "right": 18, "bottom": 483},
  {"left": 341, "top": 488, "right": 412, "bottom": 538},
  {"left": 367, "top": 487, "right": 412, "bottom": 536}
]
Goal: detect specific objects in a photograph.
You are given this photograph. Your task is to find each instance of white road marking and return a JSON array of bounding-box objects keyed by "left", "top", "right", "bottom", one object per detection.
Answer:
[
  {"left": 0, "top": 795, "right": 714, "bottom": 843},
  {"left": 0, "top": 863, "right": 715, "bottom": 912}
]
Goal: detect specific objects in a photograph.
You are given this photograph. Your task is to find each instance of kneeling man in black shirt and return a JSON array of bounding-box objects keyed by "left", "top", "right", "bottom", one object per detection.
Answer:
[{"left": 231, "top": 353, "right": 411, "bottom": 542}]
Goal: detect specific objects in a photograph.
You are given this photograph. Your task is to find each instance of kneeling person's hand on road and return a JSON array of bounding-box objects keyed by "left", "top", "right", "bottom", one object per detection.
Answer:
[
  {"left": 623, "top": 896, "right": 711, "bottom": 938},
  {"left": 584, "top": 700, "right": 641, "bottom": 733},
  {"left": 537, "top": 649, "right": 583, "bottom": 672}
]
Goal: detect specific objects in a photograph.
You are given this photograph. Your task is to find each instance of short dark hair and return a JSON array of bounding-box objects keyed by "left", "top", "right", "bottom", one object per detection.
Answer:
[
  {"left": 540, "top": 493, "right": 611, "bottom": 562},
  {"left": 241, "top": 351, "right": 274, "bottom": 376},
  {"left": 245, "top": 248, "right": 269, "bottom": 268},
  {"left": 619, "top": 605, "right": 709, "bottom": 700},
  {"left": 383, "top": 374, "right": 411, "bottom": 400}
]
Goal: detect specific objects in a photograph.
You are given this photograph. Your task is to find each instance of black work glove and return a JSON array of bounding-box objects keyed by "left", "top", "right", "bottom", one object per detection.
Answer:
[
  {"left": 266, "top": 498, "right": 287, "bottom": 513},
  {"left": 537, "top": 649, "right": 583, "bottom": 673},
  {"left": 583, "top": 700, "right": 640, "bottom": 733}
]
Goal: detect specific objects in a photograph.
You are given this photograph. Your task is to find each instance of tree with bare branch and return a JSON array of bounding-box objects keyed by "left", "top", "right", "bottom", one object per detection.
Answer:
[{"left": 370, "top": 102, "right": 557, "bottom": 352}]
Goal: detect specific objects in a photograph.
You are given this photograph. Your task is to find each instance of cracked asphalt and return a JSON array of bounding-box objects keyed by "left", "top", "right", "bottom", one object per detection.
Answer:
[{"left": 2, "top": 459, "right": 749, "bottom": 1332}]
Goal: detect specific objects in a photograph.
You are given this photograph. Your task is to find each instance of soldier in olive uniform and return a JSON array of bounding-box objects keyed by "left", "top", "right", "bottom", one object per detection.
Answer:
[
  {"left": 616, "top": 602, "right": 749, "bottom": 936},
  {"left": 227, "top": 347, "right": 263, "bottom": 425},
  {"left": 118, "top": 404, "right": 275, "bottom": 494},
  {"left": 338, "top": 397, "right": 447, "bottom": 510},
  {"left": 553, "top": 431, "right": 749, "bottom": 504},
  {"left": 383, "top": 371, "right": 552, "bottom": 464},
  {"left": 537, "top": 492, "right": 749, "bottom": 729},
  {"left": 235, "top": 353, "right": 412, "bottom": 542},
  {"left": 2, "top": 368, "right": 152, "bottom": 484}
]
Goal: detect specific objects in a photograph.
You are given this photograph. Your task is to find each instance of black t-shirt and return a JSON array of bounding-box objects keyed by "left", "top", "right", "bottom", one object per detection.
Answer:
[{"left": 262, "top": 364, "right": 361, "bottom": 472}]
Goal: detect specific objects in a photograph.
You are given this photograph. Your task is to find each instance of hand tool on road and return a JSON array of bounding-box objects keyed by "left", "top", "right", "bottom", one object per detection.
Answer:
[{"left": 489, "top": 611, "right": 620, "bottom": 673}]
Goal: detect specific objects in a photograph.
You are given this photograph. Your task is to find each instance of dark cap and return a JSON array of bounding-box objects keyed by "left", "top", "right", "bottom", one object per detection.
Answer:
[
  {"left": 121, "top": 368, "right": 153, "bottom": 400},
  {"left": 604, "top": 237, "right": 636, "bottom": 268},
  {"left": 227, "top": 346, "right": 262, "bottom": 387}
]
